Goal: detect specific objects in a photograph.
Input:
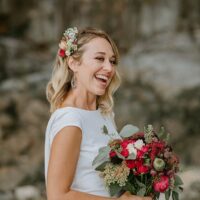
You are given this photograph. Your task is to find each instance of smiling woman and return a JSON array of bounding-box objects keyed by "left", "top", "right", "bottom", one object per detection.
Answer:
[
  {"left": 46, "top": 27, "right": 121, "bottom": 114},
  {"left": 44, "top": 27, "right": 152, "bottom": 200}
]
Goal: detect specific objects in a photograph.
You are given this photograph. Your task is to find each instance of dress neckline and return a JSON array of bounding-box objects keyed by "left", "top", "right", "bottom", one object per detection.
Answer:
[{"left": 55, "top": 106, "right": 100, "bottom": 113}]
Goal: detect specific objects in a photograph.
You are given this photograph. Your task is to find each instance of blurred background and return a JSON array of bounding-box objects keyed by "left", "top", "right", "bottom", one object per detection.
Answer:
[{"left": 0, "top": 0, "right": 200, "bottom": 199}]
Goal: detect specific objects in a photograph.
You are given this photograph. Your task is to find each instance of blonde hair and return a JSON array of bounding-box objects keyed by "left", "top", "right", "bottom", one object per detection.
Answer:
[{"left": 46, "top": 27, "right": 121, "bottom": 115}]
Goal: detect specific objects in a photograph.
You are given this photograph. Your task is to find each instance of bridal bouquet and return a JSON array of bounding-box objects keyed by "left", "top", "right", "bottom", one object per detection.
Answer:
[{"left": 92, "top": 125, "right": 183, "bottom": 200}]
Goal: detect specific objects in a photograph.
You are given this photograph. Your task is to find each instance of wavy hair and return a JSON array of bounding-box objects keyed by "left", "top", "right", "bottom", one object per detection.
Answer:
[{"left": 46, "top": 27, "right": 121, "bottom": 115}]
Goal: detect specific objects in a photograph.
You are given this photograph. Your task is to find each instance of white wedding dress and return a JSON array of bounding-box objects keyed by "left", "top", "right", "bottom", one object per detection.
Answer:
[{"left": 44, "top": 107, "right": 119, "bottom": 197}]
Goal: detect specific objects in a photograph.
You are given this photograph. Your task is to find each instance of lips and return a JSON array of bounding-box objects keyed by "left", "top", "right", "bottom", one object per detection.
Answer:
[{"left": 94, "top": 74, "right": 110, "bottom": 87}]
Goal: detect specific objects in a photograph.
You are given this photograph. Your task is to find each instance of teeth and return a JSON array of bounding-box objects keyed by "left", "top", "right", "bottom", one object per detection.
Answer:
[{"left": 95, "top": 74, "right": 109, "bottom": 81}]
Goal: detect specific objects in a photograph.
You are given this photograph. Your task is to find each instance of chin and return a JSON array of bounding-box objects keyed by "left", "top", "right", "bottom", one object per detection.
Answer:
[{"left": 95, "top": 89, "right": 106, "bottom": 96}]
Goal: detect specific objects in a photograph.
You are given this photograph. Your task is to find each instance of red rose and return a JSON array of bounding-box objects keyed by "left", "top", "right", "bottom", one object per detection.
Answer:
[
  {"left": 137, "top": 150, "right": 145, "bottom": 159},
  {"left": 153, "top": 176, "right": 169, "bottom": 192},
  {"left": 126, "top": 160, "right": 136, "bottom": 169},
  {"left": 134, "top": 160, "right": 142, "bottom": 168},
  {"left": 137, "top": 165, "right": 149, "bottom": 174},
  {"left": 141, "top": 145, "right": 149, "bottom": 153},
  {"left": 153, "top": 141, "right": 165, "bottom": 150},
  {"left": 121, "top": 149, "right": 129, "bottom": 157},
  {"left": 59, "top": 49, "right": 66, "bottom": 57},
  {"left": 120, "top": 140, "right": 129, "bottom": 148},
  {"left": 109, "top": 151, "right": 116, "bottom": 158},
  {"left": 121, "top": 139, "right": 132, "bottom": 149}
]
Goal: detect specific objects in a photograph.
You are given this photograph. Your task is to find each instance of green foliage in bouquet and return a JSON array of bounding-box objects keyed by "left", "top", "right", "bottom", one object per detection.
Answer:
[{"left": 92, "top": 124, "right": 183, "bottom": 200}]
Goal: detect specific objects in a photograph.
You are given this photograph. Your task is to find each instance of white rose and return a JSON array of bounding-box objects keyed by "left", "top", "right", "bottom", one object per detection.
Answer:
[
  {"left": 65, "top": 50, "right": 71, "bottom": 56},
  {"left": 134, "top": 139, "right": 144, "bottom": 150},
  {"left": 126, "top": 143, "right": 137, "bottom": 156}
]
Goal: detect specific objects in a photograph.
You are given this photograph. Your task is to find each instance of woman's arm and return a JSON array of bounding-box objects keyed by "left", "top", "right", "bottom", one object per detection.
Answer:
[
  {"left": 46, "top": 126, "right": 114, "bottom": 200},
  {"left": 46, "top": 126, "right": 151, "bottom": 200}
]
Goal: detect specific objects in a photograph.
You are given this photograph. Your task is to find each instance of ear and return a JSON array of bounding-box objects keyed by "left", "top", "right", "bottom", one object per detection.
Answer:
[{"left": 67, "top": 56, "right": 79, "bottom": 73}]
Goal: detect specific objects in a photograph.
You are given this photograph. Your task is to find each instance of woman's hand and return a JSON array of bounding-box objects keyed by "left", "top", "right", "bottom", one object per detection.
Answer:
[{"left": 118, "top": 191, "right": 152, "bottom": 200}]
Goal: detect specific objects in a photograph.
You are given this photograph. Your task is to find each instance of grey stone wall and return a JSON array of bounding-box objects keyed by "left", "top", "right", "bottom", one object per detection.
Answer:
[{"left": 0, "top": 0, "right": 199, "bottom": 199}]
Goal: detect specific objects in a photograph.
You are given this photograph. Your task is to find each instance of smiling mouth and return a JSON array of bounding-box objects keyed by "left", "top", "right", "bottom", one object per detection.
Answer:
[{"left": 94, "top": 74, "right": 110, "bottom": 86}]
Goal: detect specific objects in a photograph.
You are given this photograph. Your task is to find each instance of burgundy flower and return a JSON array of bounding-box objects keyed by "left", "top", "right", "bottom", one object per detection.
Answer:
[
  {"left": 109, "top": 151, "right": 116, "bottom": 158},
  {"left": 150, "top": 169, "right": 157, "bottom": 176},
  {"left": 141, "top": 145, "right": 149, "bottom": 153},
  {"left": 126, "top": 160, "right": 136, "bottom": 169},
  {"left": 153, "top": 176, "right": 169, "bottom": 192},
  {"left": 121, "top": 149, "right": 129, "bottom": 157},
  {"left": 120, "top": 139, "right": 132, "bottom": 149},
  {"left": 167, "top": 170, "right": 175, "bottom": 178},
  {"left": 136, "top": 150, "right": 144, "bottom": 159},
  {"left": 131, "top": 132, "right": 144, "bottom": 140},
  {"left": 59, "top": 49, "right": 66, "bottom": 57},
  {"left": 137, "top": 165, "right": 149, "bottom": 174}
]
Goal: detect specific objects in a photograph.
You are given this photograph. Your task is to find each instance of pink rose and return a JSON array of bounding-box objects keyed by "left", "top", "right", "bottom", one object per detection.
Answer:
[{"left": 153, "top": 176, "right": 169, "bottom": 192}]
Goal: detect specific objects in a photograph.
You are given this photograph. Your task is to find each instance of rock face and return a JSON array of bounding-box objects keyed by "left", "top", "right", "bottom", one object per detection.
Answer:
[
  {"left": 0, "top": 0, "right": 200, "bottom": 199},
  {"left": 14, "top": 185, "right": 41, "bottom": 200}
]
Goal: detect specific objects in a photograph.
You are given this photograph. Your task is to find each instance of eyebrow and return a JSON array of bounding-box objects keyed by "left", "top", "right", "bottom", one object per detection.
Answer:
[{"left": 95, "top": 51, "right": 116, "bottom": 58}]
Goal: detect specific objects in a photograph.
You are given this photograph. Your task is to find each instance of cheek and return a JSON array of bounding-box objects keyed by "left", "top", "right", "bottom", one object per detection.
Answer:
[{"left": 111, "top": 68, "right": 116, "bottom": 77}]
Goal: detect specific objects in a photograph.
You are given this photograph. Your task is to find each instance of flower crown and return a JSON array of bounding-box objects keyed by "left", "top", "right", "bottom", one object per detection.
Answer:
[{"left": 58, "top": 27, "right": 78, "bottom": 58}]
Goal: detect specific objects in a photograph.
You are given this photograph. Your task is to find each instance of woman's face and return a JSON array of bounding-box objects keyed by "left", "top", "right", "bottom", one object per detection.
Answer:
[{"left": 76, "top": 37, "right": 116, "bottom": 96}]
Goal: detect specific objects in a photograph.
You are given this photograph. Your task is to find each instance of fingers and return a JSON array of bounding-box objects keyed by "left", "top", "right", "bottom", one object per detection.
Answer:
[
  {"left": 122, "top": 191, "right": 132, "bottom": 196},
  {"left": 120, "top": 192, "right": 152, "bottom": 200},
  {"left": 143, "top": 197, "right": 152, "bottom": 200}
]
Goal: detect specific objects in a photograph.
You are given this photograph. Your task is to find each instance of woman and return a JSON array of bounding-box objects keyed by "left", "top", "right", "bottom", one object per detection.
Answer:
[{"left": 44, "top": 27, "right": 152, "bottom": 200}]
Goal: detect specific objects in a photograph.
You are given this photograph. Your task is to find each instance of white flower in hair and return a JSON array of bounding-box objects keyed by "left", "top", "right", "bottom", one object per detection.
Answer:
[
  {"left": 64, "top": 27, "right": 78, "bottom": 41},
  {"left": 59, "top": 27, "right": 78, "bottom": 58}
]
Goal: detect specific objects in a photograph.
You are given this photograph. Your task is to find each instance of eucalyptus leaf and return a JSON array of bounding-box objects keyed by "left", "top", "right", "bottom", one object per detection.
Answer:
[
  {"left": 109, "top": 183, "right": 122, "bottom": 196},
  {"left": 123, "top": 182, "right": 136, "bottom": 194},
  {"left": 119, "top": 124, "right": 139, "bottom": 138},
  {"left": 135, "top": 178, "right": 146, "bottom": 188},
  {"left": 155, "top": 192, "right": 160, "bottom": 200},
  {"left": 92, "top": 146, "right": 110, "bottom": 166},
  {"left": 115, "top": 150, "right": 125, "bottom": 160},
  {"left": 95, "top": 161, "right": 109, "bottom": 171},
  {"left": 102, "top": 125, "right": 109, "bottom": 135},
  {"left": 173, "top": 187, "right": 183, "bottom": 193},
  {"left": 172, "top": 191, "right": 179, "bottom": 200},
  {"left": 174, "top": 175, "right": 184, "bottom": 186},
  {"left": 165, "top": 189, "right": 171, "bottom": 200},
  {"left": 136, "top": 187, "right": 146, "bottom": 196}
]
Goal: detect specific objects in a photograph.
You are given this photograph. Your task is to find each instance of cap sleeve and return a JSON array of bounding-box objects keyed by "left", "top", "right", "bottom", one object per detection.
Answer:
[{"left": 49, "top": 110, "right": 82, "bottom": 146}]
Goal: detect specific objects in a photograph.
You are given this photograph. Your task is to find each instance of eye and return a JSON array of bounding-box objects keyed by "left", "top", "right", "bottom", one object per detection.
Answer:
[
  {"left": 95, "top": 57, "right": 104, "bottom": 61},
  {"left": 110, "top": 59, "right": 117, "bottom": 65}
]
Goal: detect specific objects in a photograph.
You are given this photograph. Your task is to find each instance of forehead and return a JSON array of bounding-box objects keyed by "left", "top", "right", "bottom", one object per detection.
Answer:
[{"left": 83, "top": 37, "right": 115, "bottom": 57}]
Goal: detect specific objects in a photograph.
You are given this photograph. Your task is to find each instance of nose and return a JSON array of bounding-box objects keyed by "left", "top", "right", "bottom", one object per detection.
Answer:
[{"left": 103, "top": 59, "right": 113, "bottom": 72}]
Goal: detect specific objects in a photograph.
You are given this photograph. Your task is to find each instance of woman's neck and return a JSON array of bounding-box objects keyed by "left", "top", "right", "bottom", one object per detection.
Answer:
[{"left": 60, "top": 89, "right": 97, "bottom": 110}]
